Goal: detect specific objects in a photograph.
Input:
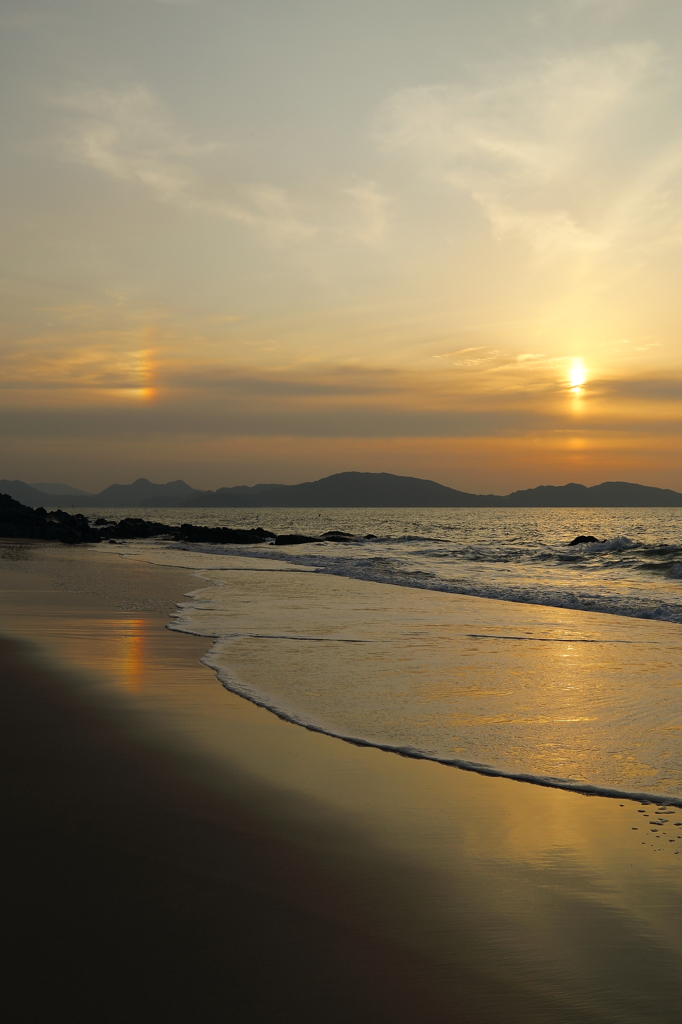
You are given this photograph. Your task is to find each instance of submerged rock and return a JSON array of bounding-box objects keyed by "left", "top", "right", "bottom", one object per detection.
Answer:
[
  {"left": 568, "top": 535, "right": 603, "bottom": 546},
  {"left": 274, "top": 534, "right": 319, "bottom": 546},
  {"left": 321, "top": 530, "right": 356, "bottom": 542}
]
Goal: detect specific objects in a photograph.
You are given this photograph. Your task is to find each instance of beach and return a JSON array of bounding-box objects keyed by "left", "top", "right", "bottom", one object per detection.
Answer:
[{"left": 2, "top": 540, "right": 682, "bottom": 1022}]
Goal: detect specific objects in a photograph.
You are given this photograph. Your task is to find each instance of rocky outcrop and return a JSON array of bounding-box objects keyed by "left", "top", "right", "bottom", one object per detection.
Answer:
[
  {"left": 568, "top": 535, "right": 602, "bottom": 546},
  {"left": 105, "top": 517, "right": 174, "bottom": 540},
  {"left": 0, "top": 493, "right": 278, "bottom": 546},
  {"left": 176, "top": 523, "right": 275, "bottom": 544},
  {"left": 0, "top": 492, "right": 373, "bottom": 549},
  {"left": 0, "top": 494, "right": 102, "bottom": 544}
]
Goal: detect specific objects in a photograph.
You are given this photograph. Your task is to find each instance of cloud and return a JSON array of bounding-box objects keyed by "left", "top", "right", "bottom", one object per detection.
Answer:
[
  {"left": 569, "top": 0, "right": 637, "bottom": 9},
  {"left": 53, "top": 85, "right": 396, "bottom": 249},
  {"left": 3, "top": 334, "right": 680, "bottom": 445},
  {"left": 3, "top": 382, "right": 681, "bottom": 443},
  {"left": 342, "top": 181, "right": 391, "bottom": 244},
  {"left": 589, "top": 376, "right": 682, "bottom": 402},
  {"left": 0, "top": 341, "right": 157, "bottom": 391},
  {"left": 377, "top": 44, "right": 682, "bottom": 259},
  {"left": 55, "top": 85, "right": 316, "bottom": 243}
]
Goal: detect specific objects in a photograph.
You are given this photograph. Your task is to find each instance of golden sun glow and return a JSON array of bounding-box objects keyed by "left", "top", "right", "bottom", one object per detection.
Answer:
[
  {"left": 569, "top": 359, "right": 587, "bottom": 393},
  {"left": 110, "top": 386, "right": 157, "bottom": 401},
  {"left": 109, "top": 349, "right": 158, "bottom": 401}
]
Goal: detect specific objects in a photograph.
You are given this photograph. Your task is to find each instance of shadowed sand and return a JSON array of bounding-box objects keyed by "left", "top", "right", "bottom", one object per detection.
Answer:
[{"left": 2, "top": 541, "right": 682, "bottom": 1023}]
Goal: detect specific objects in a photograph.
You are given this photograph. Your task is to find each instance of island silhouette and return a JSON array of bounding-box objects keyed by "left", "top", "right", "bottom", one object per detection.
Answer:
[{"left": 2, "top": 472, "right": 682, "bottom": 508}]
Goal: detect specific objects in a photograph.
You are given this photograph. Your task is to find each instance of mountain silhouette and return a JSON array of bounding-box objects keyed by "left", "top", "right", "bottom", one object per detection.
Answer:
[{"left": 3, "top": 472, "right": 682, "bottom": 509}]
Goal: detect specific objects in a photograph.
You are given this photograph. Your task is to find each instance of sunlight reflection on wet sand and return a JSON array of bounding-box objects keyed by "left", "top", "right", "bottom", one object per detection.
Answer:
[{"left": 1, "top": 544, "right": 681, "bottom": 1022}]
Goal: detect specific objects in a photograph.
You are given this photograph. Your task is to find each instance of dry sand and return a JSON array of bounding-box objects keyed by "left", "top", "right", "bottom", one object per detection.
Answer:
[{"left": 2, "top": 540, "right": 682, "bottom": 1023}]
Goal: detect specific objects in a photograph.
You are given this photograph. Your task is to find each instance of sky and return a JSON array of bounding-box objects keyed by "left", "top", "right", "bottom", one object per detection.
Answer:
[{"left": 2, "top": 0, "right": 682, "bottom": 493}]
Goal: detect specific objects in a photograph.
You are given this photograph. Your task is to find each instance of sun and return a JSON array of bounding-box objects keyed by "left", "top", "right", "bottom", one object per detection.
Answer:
[{"left": 569, "top": 359, "right": 586, "bottom": 392}]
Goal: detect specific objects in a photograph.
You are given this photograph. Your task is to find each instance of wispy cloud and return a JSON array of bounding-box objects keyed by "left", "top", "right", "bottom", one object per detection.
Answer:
[
  {"left": 377, "top": 44, "right": 682, "bottom": 259},
  {"left": 3, "top": 364, "right": 681, "bottom": 441},
  {"left": 569, "top": 0, "right": 637, "bottom": 10},
  {"left": 342, "top": 181, "right": 391, "bottom": 244},
  {"left": 55, "top": 85, "right": 316, "bottom": 243},
  {"left": 54, "top": 85, "right": 395, "bottom": 249},
  {"left": 4, "top": 333, "right": 679, "bottom": 433},
  {"left": 0, "top": 341, "right": 158, "bottom": 391}
]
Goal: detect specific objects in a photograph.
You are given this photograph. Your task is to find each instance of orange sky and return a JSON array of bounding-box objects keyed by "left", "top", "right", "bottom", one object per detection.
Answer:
[{"left": 2, "top": 0, "right": 682, "bottom": 492}]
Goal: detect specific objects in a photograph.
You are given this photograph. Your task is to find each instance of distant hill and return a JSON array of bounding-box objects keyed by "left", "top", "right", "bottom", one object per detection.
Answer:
[
  {"left": 181, "top": 473, "right": 682, "bottom": 508},
  {"left": 94, "top": 478, "right": 203, "bottom": 508},
  {"left": 3, "top": 473, "right": 682, "bottom": 509},
  {"left": 137, "top": 482, "right": 283, "bottom": 508},
  {"left": 505, "top": 481, "right": 682, "bottom": 507},
  {"left": 182, "top": 472, "right": 502, "bottom": 508},
  {"left": 31, "top": 482, "right": 93, "bottom": 496},
  {"left": 0, "top": 477, "right": 203, "bottom": 508},
  {"left": 0, "top": 480, "right": 56, "bottom": 506}
]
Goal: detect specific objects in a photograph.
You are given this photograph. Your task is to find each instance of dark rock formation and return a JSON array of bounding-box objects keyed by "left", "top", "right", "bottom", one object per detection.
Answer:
[
  {"left": 176, "top": 524, "right": 275, "bottom": 544},
  {"left": 0, "top": 494, "right": 101, "bottom": 545},
  {"left": 104, "top": 517, "right": 173, "bottom": 540},
  {"left": 568, "top": 535, "right": 602, "bottom": 546},
  {"left": 273, "top": 534, "right": 319, "bottom": 546},
  {"left": 0, "top": 493, "right": 276, "bottom": 547},
  {"left": 321, "top": 531, "right": 355, "bottom": 541}
]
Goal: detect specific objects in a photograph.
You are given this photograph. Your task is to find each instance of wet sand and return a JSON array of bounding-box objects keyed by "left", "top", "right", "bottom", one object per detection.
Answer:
[{"left": 1, "top": 541, "right": 682, "bottom": 1022}]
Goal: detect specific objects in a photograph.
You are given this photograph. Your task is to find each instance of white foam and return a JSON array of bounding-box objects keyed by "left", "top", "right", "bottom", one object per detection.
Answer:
[
  {"left": 196, "top": 634, "right": 682, "bottom": 809},
  {"left": 167, "top": 567, "right": 682, "bottom": 805}
]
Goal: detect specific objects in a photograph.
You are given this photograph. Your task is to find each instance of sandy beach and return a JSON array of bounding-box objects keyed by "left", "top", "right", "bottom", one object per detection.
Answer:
[{"left": 2, "top": 540, "right": 682, "bottom": 1023}]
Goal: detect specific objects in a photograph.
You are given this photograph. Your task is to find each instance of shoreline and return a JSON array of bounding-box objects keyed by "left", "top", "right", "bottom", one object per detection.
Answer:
[
  {"left": 2, "top": 541, "right": 682, "bottom": 1022},
  {"left": 159, "top": 548, "right": 682, "bottom": 805},
  {"left": 1, "top": 632, "right": 461, "bottom": 1024},
  {"left": 0, "top": 548, "right": 461, "bottom": 1023}
]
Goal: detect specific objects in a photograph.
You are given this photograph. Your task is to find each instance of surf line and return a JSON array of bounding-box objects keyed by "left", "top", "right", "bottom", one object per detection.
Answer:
[
  {"left": 235, "top": 632, "right": 371, "bottom": 643},
  {"left": 195, "top": 645, "right": 682, "bottom": 809},
  {"left": 467, "top": 634, "right": 633, "bottom": 643}
]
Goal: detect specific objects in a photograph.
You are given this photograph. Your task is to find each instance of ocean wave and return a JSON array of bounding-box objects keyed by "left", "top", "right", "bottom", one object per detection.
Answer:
[
  {"left": 313, "top": 564, "right": 682, "bottom": 623},
  {"left": 166, "top": 536, "right": 682, "bottom": 623},
  {"left": 576, "top": 535, "right": 634, "bottom": 551},
  {"left": 166, "top": 623, "right": 682, "bottom": 808}
]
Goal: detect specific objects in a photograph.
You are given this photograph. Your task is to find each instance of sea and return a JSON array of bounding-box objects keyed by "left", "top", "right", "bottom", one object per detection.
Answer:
[{"left": 80, "top": 506, "right": 682, "bottom": 805}]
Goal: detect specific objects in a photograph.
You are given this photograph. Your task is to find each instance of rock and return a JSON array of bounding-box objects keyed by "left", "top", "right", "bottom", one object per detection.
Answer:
[
  {"left": 0, "top": 493, "right": 101, "bottom": 544},
  {"left": 104, "top": 517, "right": 173, "bottom": 540},
  {"left": 0, "top": 494, "right": 171, "bottom": 545},
  {"left": 364, "top": 534, "right": 377, "bottom": 540},
  {"left": 175, "top": 524, "right": 275, "bottom": 544},
  {"left": 321, "top": 531, "right": 355, "bottom": 542},
  {"left": 0, "top": 492, "right": 280, "bottom": 548},
  {"left": 568, "top": 535, "right": 602, "bottom": 546},
  {"left": 274, "top": 534, "right": 319, "bottom": 546}
]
